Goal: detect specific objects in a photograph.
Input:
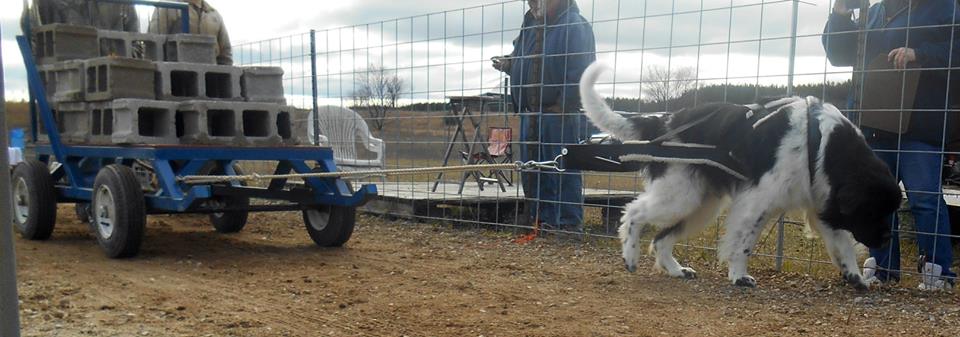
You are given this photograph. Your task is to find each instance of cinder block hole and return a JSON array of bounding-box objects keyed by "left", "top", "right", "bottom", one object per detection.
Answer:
[
  {"left": 175, "top": 110, "right": 201, "bottom": 138},
  {"left": 97, "top": 65, "right": 107, "bottom": 92},
  {"left": 92, "top": 109, "right": 102, "bottom": 135},
  {"left": 56, "top": 110, "right": 65, "bottom": 134},
  {"left": 135, "top": 40, "right": 160, "bottom": 60},
  {"left": 100, "top": 38, "right": 126, "bottom": 57},
  {"left": 277, "top": 112, "right": 292, "bottom": 139},
  {"left": 207, "top": 110, "right": 236, "bottom": 137},
  {"left": 138, "top": 107, "right": 172, "bottom": 137},
  {"left": 86, "top": 66, "right": 97, "bottom": 93},
  {"left": 164, "top": 41, "right": 179, "bottom": 61},
  {"left": 41, "top": 32, "right": 53, "bottom": 57},
  {"left": 103, "top": 109, "right": 114, "bottom": 135},
  {"left": 41, "top": 71, "right": 57, "bottom": 95},
  {"left": 170, "top": 70, "right": 199, "bottom": 97},
  {"left": 205, "top": 72, "right": 233, "bottom": 98},
  {"left": 242, "top": 110, "right": 269, "bottom": 137}
]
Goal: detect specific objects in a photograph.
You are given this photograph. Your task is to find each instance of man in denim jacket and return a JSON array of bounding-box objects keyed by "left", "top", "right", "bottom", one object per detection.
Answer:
[
  {"left": 493, "top": 0, "right": 596, "bottom": 232},
  {"left": 823, "top": 0, "right": 960, "bottom": 289}
]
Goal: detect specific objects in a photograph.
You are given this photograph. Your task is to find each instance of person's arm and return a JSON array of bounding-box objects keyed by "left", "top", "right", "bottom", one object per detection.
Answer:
[
  {"left": 822, "top": 2, "right": 860, "bottom": 67},
  {"left": 912, "top": 2, "right": 960, "bottom": 69},
  {"left": 216, "top": 14, "right": 233, "bottom": 65}
]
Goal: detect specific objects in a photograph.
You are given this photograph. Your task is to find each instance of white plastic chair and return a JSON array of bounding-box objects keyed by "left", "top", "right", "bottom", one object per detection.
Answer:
[{"left": 307, "top": 106, "right": 385, "bottom": 171}]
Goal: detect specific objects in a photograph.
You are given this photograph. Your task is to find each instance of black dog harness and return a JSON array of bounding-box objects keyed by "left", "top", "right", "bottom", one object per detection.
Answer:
[{"left": 563, "top": 100, "right": 823, "bottom": 183}]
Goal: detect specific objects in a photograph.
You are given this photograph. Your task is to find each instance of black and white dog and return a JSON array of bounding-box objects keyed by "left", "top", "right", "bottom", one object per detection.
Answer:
[{"left": 579, "top": 63, "right": 902, "bottom": 289}]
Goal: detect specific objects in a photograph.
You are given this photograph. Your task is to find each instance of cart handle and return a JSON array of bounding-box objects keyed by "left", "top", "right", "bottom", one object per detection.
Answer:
[{"left": 94, "top": 0, "right": 191, "bottom": 34}]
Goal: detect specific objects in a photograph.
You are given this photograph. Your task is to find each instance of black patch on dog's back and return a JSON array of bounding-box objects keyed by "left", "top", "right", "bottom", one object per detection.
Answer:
[{"left": 662, "top": 102, "right": 791, "bottom": 191}]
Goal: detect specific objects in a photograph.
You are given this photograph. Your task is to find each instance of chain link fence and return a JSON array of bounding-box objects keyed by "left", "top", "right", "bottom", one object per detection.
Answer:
[{"left": 234, "top": 0, "right": 959, "bottom": 286}]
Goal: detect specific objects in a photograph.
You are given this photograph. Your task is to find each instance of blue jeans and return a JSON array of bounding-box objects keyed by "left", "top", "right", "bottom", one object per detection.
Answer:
[
  {"left": 519, "top": 112, "right": 584, "bottom": 228},
  {"left": 869, "top": 138, "right": 956, "bottom": 281}
]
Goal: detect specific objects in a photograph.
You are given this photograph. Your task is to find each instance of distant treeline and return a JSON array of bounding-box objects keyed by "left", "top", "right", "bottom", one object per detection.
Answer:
[
  {"left": 393, "top": 81, "right": 851, "bottom": 113},
  {"left": 609, "top": 81, "right": 851, "bottom": 113}
]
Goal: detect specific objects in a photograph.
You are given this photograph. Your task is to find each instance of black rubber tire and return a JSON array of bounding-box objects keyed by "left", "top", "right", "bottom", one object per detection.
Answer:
[
  {"left": 11, "top": 160, "right": 57, "bottom": 240},
  {"left": 204, "top": 164, "right": 249, "bottom": 233},
  {"left": 302, "top": 205, "right": 357, "bottom": 247},
  {"left": 92, "top": 165, "right": 146, "bottom": 259}
]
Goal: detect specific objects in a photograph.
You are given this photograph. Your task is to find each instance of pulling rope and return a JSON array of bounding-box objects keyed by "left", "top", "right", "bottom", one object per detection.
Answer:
[{"left": 178, "top": 156, "right": 566, "bottom": 185}]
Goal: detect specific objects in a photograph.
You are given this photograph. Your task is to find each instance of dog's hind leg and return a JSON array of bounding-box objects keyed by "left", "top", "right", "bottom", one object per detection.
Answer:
[
  {"left": 719, "top": 190, "right": 774, "bottom": 287},
  {"left": 619, "top": 167, "right": 710, "bottom": 276},
  {"left": 807, "top": 209, "right": 869, "bottom": 290},
  {"left": 650, "top": 195, "right": 724, "bottom": 279}
]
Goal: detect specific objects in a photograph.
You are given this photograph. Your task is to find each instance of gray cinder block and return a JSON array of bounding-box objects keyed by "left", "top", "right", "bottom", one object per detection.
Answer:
[
  {"left": 239, "top": 103, "right": 283, "bottom": 146},
  {"left": 34, "top": 24, "right": 98, "bottom": 64},
  {"left": 84, "top": 57, "right": 156, "bottom": 101},
  {"left": 52, "top": 61, "right": 85, "bottom": 102},
  {"left": 37, "top": 64, "right": 58, "bottom": 104},
  {"left": 156, "top": 62, "right": 242, "bottom": 101},
  {"left": 87, "top": 101, "right": 115, "bottom": 144},
  {"left": 55, "top": 102, "right": 89, "bottom": 143},
  {"left": 176, "top": 101, "right": 240, "bottom": 145},
  {"left": 174, "top": 101, "right": 208, "bottom": 144},
  {"left": 110, "top": 99, "right": 179, "bottom": 145},
  {"left": 278, "top": 106, "right": 311, "bottom": 146},
  {"left": 39, "top": 61, "right": 85, "bottom": 103},
  {"left": 241, "top": 67, "right": 285, "bottom": 104},
  {"left": 164, "top": 34, "right": 217, "bottom": 64},
  {"left": 176, "top": 101, "right": 282, "bottom": 146},
  {"left": 98, "top": 30, "right": 165, "bottom": 61}
]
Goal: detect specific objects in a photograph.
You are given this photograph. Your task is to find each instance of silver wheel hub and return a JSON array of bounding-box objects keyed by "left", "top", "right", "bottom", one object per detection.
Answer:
[
  {"left": 13, "top": 178, "right": 29, "bottom": 224},
  {"left": 306, "top": 209, "right": 331, "bottom": 231},
  {"left": 94, "top": 185, "right": 116, "bottom": 239}
]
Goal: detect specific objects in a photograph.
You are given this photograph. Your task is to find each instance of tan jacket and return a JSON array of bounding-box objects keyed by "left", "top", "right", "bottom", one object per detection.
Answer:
[
  {"left": 21, "top": 0, "right": 139, "bottom": 32},
  {"left": 148, "top": 0, "right": 232, "bottom": 65}
]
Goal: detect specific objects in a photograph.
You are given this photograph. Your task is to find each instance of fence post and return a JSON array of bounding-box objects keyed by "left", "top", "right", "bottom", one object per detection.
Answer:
[
  {"left": 310, "top": 29, "right": 321, "bottom": 146},
  {"left": 775, "top": 0, "right": 801, "bottom": 273},
  {"left": 0, "top": 24, "right": 23, "bottom": 337}
]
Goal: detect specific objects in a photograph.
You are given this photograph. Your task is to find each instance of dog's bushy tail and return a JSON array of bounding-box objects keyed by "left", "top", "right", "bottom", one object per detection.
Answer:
[{"left": 579, "top": 63, "right": 644, "bottom": 141}]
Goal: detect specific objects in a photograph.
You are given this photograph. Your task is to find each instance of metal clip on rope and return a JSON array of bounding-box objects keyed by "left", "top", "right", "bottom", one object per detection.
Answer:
[{"left": 516, "top": 149, "right": 567, "bottom": 172}]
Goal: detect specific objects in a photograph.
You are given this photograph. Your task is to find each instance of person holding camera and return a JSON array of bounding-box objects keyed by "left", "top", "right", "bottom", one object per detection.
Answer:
[
  {"left": 492, "top": 0, "right": 596, "bottom": 232},
  {"left": 822, "top": 0, "right": 960, "bottom": 290}
]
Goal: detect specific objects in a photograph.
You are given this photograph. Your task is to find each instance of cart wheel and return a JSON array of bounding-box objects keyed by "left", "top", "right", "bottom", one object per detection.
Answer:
[
  {"left": 92, "top": 165, "right": 146, "bottom": 258},
  {"left": 75, "top": 203, "right": 92, "bottom": 224},
  {"left": 204, "top": 164, "right": 249, "bottom": 233},
  {"left": 303, "top": 205, "right": 356, "bottom": 247},
  {"left": 11, "top": 160, "right": 57, "bottom": 240}
]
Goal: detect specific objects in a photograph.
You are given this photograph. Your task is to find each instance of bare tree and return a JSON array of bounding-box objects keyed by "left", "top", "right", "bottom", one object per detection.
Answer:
[
  {"left": 353, "top": 63, "right": 405, "bottom": 132},
  {"left": 642, "top": 65, "right": 697, "bottom": 105}
]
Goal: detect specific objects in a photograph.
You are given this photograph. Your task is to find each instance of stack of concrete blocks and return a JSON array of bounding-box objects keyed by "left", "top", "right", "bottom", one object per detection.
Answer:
[{"left": 34, "top": 24, "right": 303, "bottom": 147}]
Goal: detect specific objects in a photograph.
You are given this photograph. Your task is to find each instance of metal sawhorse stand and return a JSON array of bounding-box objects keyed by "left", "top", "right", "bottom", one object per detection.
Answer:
[{"left": 431, "top": 95, "right": 508, "bottom": 194}]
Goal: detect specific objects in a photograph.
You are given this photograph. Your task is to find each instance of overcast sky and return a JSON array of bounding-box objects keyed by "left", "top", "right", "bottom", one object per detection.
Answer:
[{"left": 1, "top": 0, "right": 850, "bottom": 104}]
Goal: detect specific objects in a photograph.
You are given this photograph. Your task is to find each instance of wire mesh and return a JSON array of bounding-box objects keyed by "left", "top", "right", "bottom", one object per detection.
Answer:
[{"left": 232, "top": 0, "right": 959, "bottom": 288}]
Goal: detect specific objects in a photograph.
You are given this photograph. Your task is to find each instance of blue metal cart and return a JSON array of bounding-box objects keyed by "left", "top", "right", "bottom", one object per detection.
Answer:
[{"left": 12, "top": 3, "right": 376, "bottom": 258}]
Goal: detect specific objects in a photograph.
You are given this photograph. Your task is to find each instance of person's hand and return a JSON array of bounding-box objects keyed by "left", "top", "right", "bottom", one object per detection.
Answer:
[
  {"left": 492, "top": 56, "right": 511, "bottom": 72},
  {"left": 833, "top": 0, "right": 853, "bottom": 16},
  {"left": 888, "top": 47, "right": 917, "bottom": 69}
]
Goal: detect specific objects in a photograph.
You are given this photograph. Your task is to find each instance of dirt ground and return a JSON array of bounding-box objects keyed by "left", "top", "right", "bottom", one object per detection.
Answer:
[{"left": 12, "top": 206, "right": 960, "bottom": 337}]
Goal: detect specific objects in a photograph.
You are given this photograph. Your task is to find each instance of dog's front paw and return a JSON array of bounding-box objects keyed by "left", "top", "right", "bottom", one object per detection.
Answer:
[
  {"left": 733, "top": 275, "right": 757, "bottom": 288},
  {"left": 843, "top": 273, "right": 869, "bottom": 291},
  {"left": 677, "top": 267, "right": 697, "bottom": 279}
]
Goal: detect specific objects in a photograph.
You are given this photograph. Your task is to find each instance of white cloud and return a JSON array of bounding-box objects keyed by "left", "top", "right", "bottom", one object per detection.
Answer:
[{"left": 2, "top": 0, "right": 859, "bottom": 102}]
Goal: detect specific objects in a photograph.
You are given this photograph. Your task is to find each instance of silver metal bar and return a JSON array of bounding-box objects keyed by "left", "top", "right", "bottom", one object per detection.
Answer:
[{"left": 0, "top": 23, "right": 23, "bottom": 337}]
